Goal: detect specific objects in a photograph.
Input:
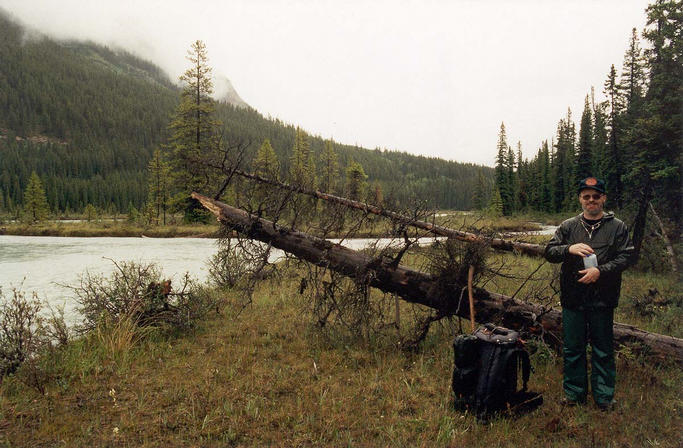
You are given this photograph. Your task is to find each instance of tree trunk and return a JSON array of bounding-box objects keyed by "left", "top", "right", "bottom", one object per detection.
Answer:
[
  {"left": 649, "top": 202, "right": 678, "bottom": 272},
  {"left": 630, "top": 186, "right": 651, "bottom": 263},
  {"left": 230, "top": 170, "right": 547, "bottom": 257},
  {"left": 192, "top": 192, "right": 683, "bottom": 363}
]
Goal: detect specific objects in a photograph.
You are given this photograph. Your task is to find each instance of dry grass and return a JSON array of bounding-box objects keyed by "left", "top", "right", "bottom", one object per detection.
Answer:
[{"left": 1, "top": 265, "right": 681, "bottom": 447}]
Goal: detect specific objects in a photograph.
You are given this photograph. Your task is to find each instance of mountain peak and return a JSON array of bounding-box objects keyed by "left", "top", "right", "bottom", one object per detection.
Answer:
[{"left": 213, "top": 75, "right": 249, "bottom": 109}]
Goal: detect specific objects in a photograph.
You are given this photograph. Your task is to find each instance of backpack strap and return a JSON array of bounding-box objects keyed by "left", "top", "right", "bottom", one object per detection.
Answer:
[
  {"left": 501, "top": 347, "right": 531, "bottom": 392},
  {"left": 518, "top": 349, "right": 531, "bottom": 392}
]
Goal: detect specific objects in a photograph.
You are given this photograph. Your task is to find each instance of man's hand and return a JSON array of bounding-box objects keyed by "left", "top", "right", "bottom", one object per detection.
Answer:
[
  {"left": 569, "top": 243, "right": 594, "bottom": 257},
  {"left": 578, "top": 267, "right": 600, "bottom": 284}
]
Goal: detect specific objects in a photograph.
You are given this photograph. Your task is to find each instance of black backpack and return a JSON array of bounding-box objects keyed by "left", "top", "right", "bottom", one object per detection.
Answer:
[{"left": 452, "top": 323, "right": 542, "bottom": 420}]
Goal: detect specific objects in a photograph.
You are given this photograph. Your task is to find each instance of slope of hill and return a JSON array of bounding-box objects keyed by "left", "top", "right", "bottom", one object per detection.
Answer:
[{"left": 0, "top": 11, "right": 492, "bottom": 214}]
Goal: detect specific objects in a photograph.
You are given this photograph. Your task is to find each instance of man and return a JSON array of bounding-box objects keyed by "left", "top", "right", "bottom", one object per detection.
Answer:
[{"left": 545, "top": 177, "right": 634, "bottom": 411}]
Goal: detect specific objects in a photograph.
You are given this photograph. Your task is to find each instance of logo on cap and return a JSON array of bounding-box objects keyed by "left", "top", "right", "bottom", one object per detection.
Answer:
[{"left": 585, "top": 177, "right": 597, "bottom": 186}]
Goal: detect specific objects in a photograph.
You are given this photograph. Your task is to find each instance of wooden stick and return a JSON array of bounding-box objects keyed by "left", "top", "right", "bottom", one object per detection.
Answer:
[{"left": 468, "top": 265, "right": 476, "bottom": 332}]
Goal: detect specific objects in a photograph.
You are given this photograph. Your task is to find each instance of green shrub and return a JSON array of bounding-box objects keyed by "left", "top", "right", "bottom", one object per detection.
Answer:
[
  {"left": 0, "top": 287, "right": 47, "bottom": 377},
  {"left": 69, "top": 260, "right": 221, "bottom": 333}
]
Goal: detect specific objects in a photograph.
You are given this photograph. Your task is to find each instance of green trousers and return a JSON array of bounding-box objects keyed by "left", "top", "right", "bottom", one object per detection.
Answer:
[{"left": 562, "top": 307, "right": 615, "bottom": 404}]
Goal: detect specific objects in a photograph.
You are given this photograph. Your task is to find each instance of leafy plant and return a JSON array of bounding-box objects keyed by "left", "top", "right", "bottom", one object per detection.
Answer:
[
  {"left": 68, "top": 259, "right": 219, "bottom": 333},
  {"left": 0, "top": 287, "right": 47, "bottom": 377}
]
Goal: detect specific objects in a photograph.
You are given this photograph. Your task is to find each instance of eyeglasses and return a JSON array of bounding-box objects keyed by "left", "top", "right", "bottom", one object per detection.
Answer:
[{"left": 581, "top": 193, "right": 603, "bottom": 200}]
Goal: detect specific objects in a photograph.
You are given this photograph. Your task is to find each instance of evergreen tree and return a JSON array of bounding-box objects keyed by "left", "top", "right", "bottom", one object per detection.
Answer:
[
  {"left": 23, "top": 171, "right": 49, "bottom": 223},
  {"left": 627, "top": 0, "right": 683, "bottom": 261},
  {"left": 252, "top": 139, "right": 280, "bottom": 209},
  {"left": 576, "top": 95, "right": 594, "bottom": 179},
  {"left": 372, "top": 182, "right": 384, "bottom": 206},
  {"left": 346, "top": 160, "right": 368, "bottom": 201},
  {"left": 620, "top": 28, "right": 647, "bottom": 116},
  {"left": 487, "top": 185, "right": 503, "bottom": 217},
  {"left": 319, "top": 139, "right": 339, "bottom": 193},
  {"left": 539, "top": 141, "right": 553, "bottom": 212},
  {"left": 494, "top": 123, "right": 513, "bottom": 215},
  {"left": 289, "top": 127, "right": 316, "bottom": 189},
  {"left": 253, "top": 139, "right": 280, "bottom": 180},
  {"left": 84, "top": 203, "right": 97, "bottom": 222},
  {"left": 145, "top": 148, "right": 170, "bottom": 225},
  {"left": 591, "top": 87, "right": 610, "bottom": 180},
  {"left": 516, "top": 144, "right": 528, "bottom": 211},
  {"left": 507, "top": 143, "right": 519, "bottom": 212},
  {"left": 167, "top": 40, "right": 221, "bottom": 222},
  {"left": 472, "top": 171, "right": 487, "bottom": 210},
  {"left": 552, "top": 109, "right": 577, "bottom": 211},
  {"left": 603, "top": 64, "right": 625, "bottom": 207}
]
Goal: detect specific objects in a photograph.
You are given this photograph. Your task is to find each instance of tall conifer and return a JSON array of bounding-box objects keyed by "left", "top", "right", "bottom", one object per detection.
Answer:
[
  {"left": 577, "top": 95, "right": 594, "bottom": 179},
  {"left": 168, "top": 40, "right": 221, "bottom": 222},
  {"left": 319, "top": 139, "right": 339, "bottom": 193},
  {"left": 494, "top": 123, "right": 513, "bottom": 215},
  {"left": 23, "top": 171, "right": 49, "bottom": 223}
]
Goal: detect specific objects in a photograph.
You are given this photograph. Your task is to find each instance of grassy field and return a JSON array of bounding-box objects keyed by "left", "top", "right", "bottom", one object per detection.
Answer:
[{"left": 1, "top": 251, "right": 681, "bottom": 447}]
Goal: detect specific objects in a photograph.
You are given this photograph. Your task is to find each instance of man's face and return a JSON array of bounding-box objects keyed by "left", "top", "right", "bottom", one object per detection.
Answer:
[{"left": 579, "top": 188, "right": 606, "bottom": 218}]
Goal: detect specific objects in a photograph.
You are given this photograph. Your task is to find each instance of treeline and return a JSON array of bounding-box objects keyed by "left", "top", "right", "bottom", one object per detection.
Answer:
[
  {"left": 0, "top": 10, "right": 491, "bottom": 217},
  {"left": 216, "top": 102, "right": 490, "bottom": 208},
  {"left": 491, "top": 1, "right": 681, "bottom": 252}
]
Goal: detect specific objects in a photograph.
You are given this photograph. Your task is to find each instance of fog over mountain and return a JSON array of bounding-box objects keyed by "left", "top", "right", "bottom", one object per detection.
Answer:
[{"left": 0, "top": 0, "right": 652, "bottom": 165}]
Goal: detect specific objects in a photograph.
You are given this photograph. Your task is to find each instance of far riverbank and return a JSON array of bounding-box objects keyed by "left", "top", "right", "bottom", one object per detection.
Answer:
[{"left": 0, "top": 213, "right": 547, "bottom": 238}]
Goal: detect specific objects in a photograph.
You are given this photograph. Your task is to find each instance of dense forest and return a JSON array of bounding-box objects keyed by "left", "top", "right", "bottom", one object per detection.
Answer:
[
  {"left": 490, "top": 0, "right": 681, "bottom": 260},
  {"left": 0, "top": 11, "right": 490, "bottom": 216}
]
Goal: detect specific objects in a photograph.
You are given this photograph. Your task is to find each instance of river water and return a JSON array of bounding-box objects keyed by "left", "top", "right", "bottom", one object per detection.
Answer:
[{"left": 0, "top": 235, "right": 438, "bottom": 324}]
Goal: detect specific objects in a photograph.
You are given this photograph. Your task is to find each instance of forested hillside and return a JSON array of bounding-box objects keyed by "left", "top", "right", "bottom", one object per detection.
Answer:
[
  {"left": 0, "top": 11, "right": 491, "bottom": 215},
  {"left": 491, "top": 1, "right": 681, "bottom": 262}
]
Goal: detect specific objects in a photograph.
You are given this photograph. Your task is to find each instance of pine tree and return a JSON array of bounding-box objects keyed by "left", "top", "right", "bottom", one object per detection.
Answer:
[
  {"left": 472, "top": 171, "right": 487, "bottom": 210},
  {"left": 576, "top": 95, "right": 594, "bottom": 179},
  {"left": 620, "top": 28, "right": 647, "bottom": 116},
  {"left": 145, "top": 148, "right": 170, "bottom": 225},
  {"left": 516, "top": 144, "right": 528, "bottom": 211},
  {"left": 346, "top": 160, "right": 368, "bottom": 201},
  {"left": 254, "top": 139, "right": 280, "bottom": 180},
  {"left": 592, "top": 88, "right": 610, "bottom": 180},
  {"left": 506, "top": 145, "right": 517, "bottom": 213},
  {"left": 168, "top": 40, "right": 221, "bottom": 222},
  {"left": 84, "top": 203, "right": 97, "bottom": 222},
  {"left": 487, "top": 185, "right": 503, "bottom": 217},
  {"left": 319, "top": 139, "right": 339, "bottom": 193},
  {"left": 289, "top": 127, "right": 316, "bottom": 189},
  {"left": 552, "top": 109, "right": 577, "bottom": 211},
  {"left": 627, "top": 0, "right": 683, "bottom": 261},
  {"left": 23, "top": 171, "right": 49, "bottom": 223},
  {"left": 603, "top": 64, "right": 625, "bottom": 207},
  {"left": 494, "top": 123, "right": 513, "bottom": 215},
  {"left": 540, "top": 141, "right": 553, "bottom": 212},
  {"left": 372, "top": 182, "right": 384, "bottom": 206},
  {"left": 252, "top": 139, "right": 280, "bottom": 210}
]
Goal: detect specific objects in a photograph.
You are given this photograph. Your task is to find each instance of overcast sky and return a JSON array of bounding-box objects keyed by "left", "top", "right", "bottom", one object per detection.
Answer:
[{"left": 1, "top": 0, "right": 652, "bottom": 166}]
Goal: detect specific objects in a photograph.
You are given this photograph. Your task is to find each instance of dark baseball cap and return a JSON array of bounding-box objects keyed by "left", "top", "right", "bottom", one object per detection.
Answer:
[{"left": 578, "top": 177, "right": 606, "bottom": 194}]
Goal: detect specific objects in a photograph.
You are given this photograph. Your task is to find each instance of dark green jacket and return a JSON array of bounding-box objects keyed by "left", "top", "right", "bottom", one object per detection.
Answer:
[{"left": 545, "top": 212, "right": 634, "bottom": 309}]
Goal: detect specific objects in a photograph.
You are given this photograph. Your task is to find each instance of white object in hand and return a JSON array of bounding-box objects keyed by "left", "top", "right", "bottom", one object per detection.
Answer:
[{"left": 583, "top": 253, "right": 598, "bottom": 269}]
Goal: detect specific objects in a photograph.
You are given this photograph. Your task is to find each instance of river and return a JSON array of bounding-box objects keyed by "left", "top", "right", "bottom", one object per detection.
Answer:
[{"left": 0, "top": 235, "right": 440, "bottom": 324}]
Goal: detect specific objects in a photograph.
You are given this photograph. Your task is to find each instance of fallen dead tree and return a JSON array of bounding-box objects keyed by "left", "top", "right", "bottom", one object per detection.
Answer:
[
  {"left": 230, "top": 170, "right": 547, "bottom": 257},
  {"left": 192, "top": 192, "right": 683, "bottom": 363}
]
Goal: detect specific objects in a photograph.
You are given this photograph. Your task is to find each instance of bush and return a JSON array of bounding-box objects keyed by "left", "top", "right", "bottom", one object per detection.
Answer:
[
  {"left": 69, "top": 260, "right": 220, "bottom": 333},
  {"left": 207, "top": 239, "right": 250, "bottom": 289},
  {"left": 0, "top": 287, "right": 47, "bottom": 377}
]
